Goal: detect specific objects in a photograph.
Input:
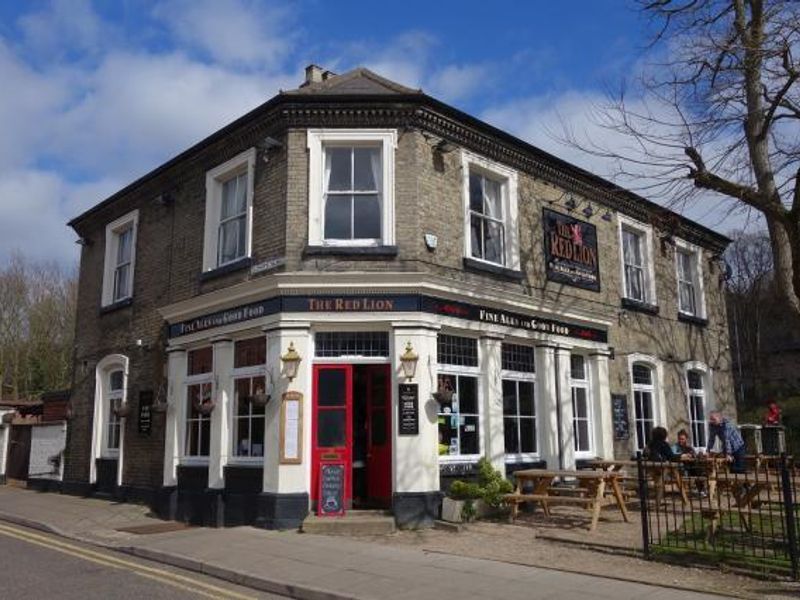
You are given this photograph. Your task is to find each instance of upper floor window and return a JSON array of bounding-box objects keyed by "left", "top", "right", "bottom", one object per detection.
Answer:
[
  {"left": 203, "top": 148, "right": 256, "bottom": 271},
  {"left": 307, "top": 130, "right": 396, "bottom": 247},
  {"left": 618, "top": 215, "right": 656, "bottom": 306},
  {"left": 102, "top": 210, "right": 138, "bottom": 307},
  {"left": 675, "top": 240, "right": 705, "bottom": 318},
  {"left": 462, "top": 151, "right": 519, "bottom": 269}
]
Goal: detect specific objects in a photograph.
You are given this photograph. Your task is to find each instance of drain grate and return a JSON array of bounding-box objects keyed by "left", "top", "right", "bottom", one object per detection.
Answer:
[{"left": 115, "top": 522, "right": 192, "bottom": 535}]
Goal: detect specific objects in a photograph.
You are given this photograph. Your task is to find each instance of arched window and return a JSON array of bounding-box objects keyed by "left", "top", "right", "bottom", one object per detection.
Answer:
[
  {"left": 632, "top": 363, "right": 655, "bottom": 450},
  {"left": 105, "top": 369, "right": 124, "bottom": 455},
  {"left": 687, "top": 369, "right": 707, "bottom": 449}
]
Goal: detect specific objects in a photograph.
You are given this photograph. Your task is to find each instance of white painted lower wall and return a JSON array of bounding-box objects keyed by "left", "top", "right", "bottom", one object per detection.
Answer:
[{"left": 28, "top": 422, "right": 67, "bottom": 481}]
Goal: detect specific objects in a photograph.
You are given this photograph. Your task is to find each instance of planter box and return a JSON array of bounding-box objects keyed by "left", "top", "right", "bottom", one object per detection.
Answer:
[{"left": 441, "top": 498, "right": 492, "bottom": 523}]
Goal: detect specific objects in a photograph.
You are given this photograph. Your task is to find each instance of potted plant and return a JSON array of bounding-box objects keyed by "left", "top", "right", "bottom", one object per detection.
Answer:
[
  {"left": 250, "top": 386, "right": 271, "bottom": 408},
  {"left": 151, "top": 384, "right": 169, "bottom": 413},
  {"left": 432, "top": 376, "right": 454, "bottom": 404},
  {"left": 112, "top": 403, "right": 132, "bottom": 418},
  {"left": 441, "top": 458, "right": 514, "bottom": 523},
  {"left": 193, "top": 386, "right": 215, "bottom": 415}
]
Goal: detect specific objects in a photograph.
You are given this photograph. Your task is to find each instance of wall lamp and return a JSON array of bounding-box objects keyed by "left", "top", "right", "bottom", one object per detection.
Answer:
[
  {"left": 434, "top": 139, "right": 458, "bottom": 154},
  {"left": 281, "top": 342, "right": 302, "bottom": 382},
  {"left": 564, "top": 195, "right": 577, "bottom": 211},
  {"left": 399, "top": 342, "right": 419, "bottom": 381}
]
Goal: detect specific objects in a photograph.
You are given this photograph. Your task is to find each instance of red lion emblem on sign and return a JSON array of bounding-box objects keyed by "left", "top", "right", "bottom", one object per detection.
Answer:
[{"left": 570, "top": 223, "right": 583, "bottom": 245}]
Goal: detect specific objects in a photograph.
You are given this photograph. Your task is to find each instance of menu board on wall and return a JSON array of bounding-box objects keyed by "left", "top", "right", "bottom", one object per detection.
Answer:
[
  {"left": 398, "top": 384, "right": 419, "bottom": 436},
  {"left": 138, "top": 390, "right": 153, "bottom": 436},
  {"left": 543, "top": 208, "right": 601, "bottom": 291},
  {"left": 280, "top": 391, "right": 303, "bottom": 464},
  {"left": 611, "top": 394, "right": 630, "bottom": 441}
]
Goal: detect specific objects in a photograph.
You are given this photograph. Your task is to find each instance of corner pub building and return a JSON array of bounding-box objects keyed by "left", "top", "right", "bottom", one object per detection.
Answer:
[{"left": 59, "top": 65, "right": 734, "bottom": 530}]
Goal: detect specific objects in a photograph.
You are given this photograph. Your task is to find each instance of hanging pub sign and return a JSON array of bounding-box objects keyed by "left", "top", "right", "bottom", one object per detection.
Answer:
[{"left": 543, "top": 209, "right": 601, "bottom": 292}]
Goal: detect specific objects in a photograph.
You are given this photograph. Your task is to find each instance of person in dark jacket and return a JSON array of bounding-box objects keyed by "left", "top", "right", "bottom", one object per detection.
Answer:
[{"left": 645, "top": 426, "right": 678, "bottom": 462}]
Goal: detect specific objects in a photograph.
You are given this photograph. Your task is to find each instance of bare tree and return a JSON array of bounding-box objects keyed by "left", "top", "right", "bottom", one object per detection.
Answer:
[{"left": 562, "top": 0, "right": 800, "bottom": 316}]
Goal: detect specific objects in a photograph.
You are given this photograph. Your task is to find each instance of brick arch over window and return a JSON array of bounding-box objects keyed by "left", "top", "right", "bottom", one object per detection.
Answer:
[{"left": 90, "top": 354, "right": 129, "bottom": 485}]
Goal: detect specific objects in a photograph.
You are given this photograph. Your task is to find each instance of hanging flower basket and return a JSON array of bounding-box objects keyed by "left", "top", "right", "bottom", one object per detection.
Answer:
[
  {"left": 193, "top": 399, "right": 216, "bottom": 415},
  {"left": 432, "top": 378, "right": 454, "bottom": 404},
  {"left": 250, "top": 390, "right": 271, "bottom": 407},
  {"left": 113, "top": 403, "right": 133, "bottom": 418},
  {"left": 151, "top": 400, "right": 169, "bottom": 413}
]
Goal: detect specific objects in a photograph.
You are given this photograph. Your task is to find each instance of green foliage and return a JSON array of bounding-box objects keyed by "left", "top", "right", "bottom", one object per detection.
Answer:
[{"left": 448, "top": 458, "right": 514, "bottom": 517}]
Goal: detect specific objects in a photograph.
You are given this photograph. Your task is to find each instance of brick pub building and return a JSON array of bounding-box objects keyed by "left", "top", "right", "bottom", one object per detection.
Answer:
[{"left": 59, "top": 65, "right": 734, "bottom": 529}]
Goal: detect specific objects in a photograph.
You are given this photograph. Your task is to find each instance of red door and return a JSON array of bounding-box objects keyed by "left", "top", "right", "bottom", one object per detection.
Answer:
[
  {"left": 365, "top": 365, "right": 392, "bottom": 504},
  {"left": 312, "top": 365, "right": 353, "bottom": 507}
]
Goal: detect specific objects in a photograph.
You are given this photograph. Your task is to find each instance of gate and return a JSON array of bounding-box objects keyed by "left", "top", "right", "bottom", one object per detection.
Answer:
[{"left": 7, "top": 425, "right": 32, "bottom": 481}]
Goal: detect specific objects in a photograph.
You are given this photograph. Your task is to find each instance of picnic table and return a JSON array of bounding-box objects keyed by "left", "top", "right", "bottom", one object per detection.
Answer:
[
  {"left": 504, "top": 468, "right": 630, "bottom": 532},
  {"left": 586, "top": 459, "right": 690, "bottom": 505}
]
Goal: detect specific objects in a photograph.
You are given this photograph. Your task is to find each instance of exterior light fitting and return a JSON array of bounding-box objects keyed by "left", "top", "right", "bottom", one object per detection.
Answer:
[
  {"left": 281, "top": 342, "right": 302, "bottom": 381},
  {"left": 565, "top": 196, "right": 577, "bottom": 211},
  {"left": 582, "top": 204, "right": 594, "bottom": 218},
  {"left": 602, "top": 210, "right": 613, "bottom": 222},
  {"left": 399, "top": 342, "right": 419, "bottom": 381},
  {"left": 435, "top": 139, "right": 457, "bottom": 154}
]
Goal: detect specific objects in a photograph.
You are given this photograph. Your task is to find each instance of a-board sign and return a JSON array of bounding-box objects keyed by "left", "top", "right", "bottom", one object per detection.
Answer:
[
  {"left": 398, "top": 383, "right": 419, "bottom": 436},
  {"left": 138, "top": 390, "right": 153, "bottom": 436},
  {"left": 611, "top": 393, "right": 630, "bottom": 440},
  {"left": 318, "top": 463, "right": 346, "bottom": 517}
]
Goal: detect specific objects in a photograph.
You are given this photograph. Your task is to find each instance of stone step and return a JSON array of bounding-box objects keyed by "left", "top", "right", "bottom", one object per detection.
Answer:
[{"left": 301, "top": 511, "right": 396, "bottom": 536}]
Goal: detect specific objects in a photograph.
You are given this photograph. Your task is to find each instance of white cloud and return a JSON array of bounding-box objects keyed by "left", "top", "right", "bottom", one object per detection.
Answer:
[
  {"left": 17, "top": 0, "right": 110, "bottom": 59},
  {"left": 152, "top": 0, "right": 295, "bottom": 68}
]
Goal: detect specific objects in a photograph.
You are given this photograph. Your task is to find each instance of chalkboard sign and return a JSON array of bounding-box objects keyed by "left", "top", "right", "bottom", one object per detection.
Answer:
[
  {"left": 318, "top": 463, "right": 346, "bottom": 517},
  {"left": 611, "top": 394, "right": 629, "bottom": 440},
  {"left": 398, "top": 384, "right": 419, "bottom": 435},
  {"left": 138, "top": 390, "right": 153, "bottom": 436}
]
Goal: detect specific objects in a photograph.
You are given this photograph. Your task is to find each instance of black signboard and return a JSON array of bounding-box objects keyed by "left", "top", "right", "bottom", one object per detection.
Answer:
[
  {"left": 398, "top": 384, "right": 419, "bottom": 435},
  {"left": 138, "top": 390, "right": 153, "bottom": 436},
  {"left": 543, "top": 209, "right": 601, "bottom": 292},
  {"left": 318, "top": 463, "right": 346, "bottom": 516},
  {"left": 168, "top": 293, "right": 608, "bottom": 344},
  {"left": 611, "top": 394, "right": 630, "bottom": 440}
]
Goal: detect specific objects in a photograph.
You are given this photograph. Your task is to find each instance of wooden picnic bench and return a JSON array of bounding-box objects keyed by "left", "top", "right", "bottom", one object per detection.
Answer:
[
  {"left": 586, "top": 459, "right": 691, "bottom": 505},
  {"left": 504, "top": 468, "right": 630, "bottom": 532}
]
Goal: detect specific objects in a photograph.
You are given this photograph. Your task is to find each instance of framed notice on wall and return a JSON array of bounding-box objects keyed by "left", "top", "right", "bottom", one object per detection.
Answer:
[{"left": 280, "top": 391, "right": 303, "bottom": 464}]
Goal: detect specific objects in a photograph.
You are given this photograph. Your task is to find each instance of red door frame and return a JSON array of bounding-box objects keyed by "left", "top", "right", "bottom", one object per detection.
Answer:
[
  {"left": 311, "top": 365, "right": 353, "bottom": 507},
  {"left": 311, "top": 363, "right": 393, "bottom": 509},
  {"left": 365, "top": 364, "right": 392, "bottom": 505}
]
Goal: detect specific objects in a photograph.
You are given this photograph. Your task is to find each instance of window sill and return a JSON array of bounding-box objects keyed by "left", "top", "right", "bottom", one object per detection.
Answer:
[
  {"left": 226, "top": 459, "right": 264, "bottom": 466},
  {"left": 304, "top": 245, "right": 398, "bottom": 258},
  {"left": 678, "top": 312, "right": 708, "bottom": 327},
  {"left": 621, "top": 297, "right": 660, "bottom": 315},
  {"left": 100, "top": 297, "right": 133, "bottom": 315},
  {"left": 199, "top": 257, "right": 252, "bottom": 282},
  {"left": 463, "top": 257, "right": 524, "bottom": 281}
]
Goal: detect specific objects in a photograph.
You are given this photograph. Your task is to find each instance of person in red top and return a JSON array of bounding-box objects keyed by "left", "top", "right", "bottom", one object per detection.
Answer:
[{"left": 764, "top": 401, "right": 782, "bottom": 426}]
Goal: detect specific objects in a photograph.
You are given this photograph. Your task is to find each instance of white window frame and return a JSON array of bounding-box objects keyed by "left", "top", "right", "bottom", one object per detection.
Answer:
[
  {"left": 101, "top": 210, "right": 138, "bottom": 307},
  {"left": 674, "top": 238, "right": 706, "bottom": 318},
  {"left": 230, "top": 362, "right": 267, "bottom": 464},
  {"left": 570, "top": 354, "right": 594, "bottom": 459},
  {"left": 501, "top": 366, "right": 538, "bottom": 463},
  {"left": 683, "top": 361, "right": 713, "bottom": 452},
  {"left": 90, "top": 354, "right": 128, "bottom": 485},
  {"left": 307, "top": 129, "right": 396, "bottom": 247},
  {"left": 104, "top": 370, "right": 124, "bottom": 457},
  {"left": 617, "top": 214, "right": 656, "bottom": 305},
  {"left": 202, "top": 148, "right": 256, "bottom": 272},
  {"left": 437, "top": 334, "right": 482, "bottom": 463},
  {"left": 461, "top": 150, "right": 519, "bottom": 270},
  {"left": 627, "top": 353, "right": 667, "bottom": 451},
  {"left": 181, "top": 348, "right": 214, "bottom": 464}
]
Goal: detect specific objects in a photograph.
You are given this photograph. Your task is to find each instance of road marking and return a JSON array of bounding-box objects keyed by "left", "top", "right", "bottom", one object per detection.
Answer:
[{"left": 0, "top": 523, "right": 257, "bottom": 600}]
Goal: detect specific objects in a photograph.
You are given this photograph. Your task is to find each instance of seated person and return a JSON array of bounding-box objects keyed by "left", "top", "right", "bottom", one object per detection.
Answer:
[
  {"left": 644, "top": 426, "right": 678, "bottom": 462},
  {"left": 672, "top": 429, "right": 696, "bottom": 458}
]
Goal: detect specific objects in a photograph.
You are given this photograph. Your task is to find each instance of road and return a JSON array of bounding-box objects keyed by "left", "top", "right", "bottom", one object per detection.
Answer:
[{"left": 0, "top": 522, "right": 284, "bottom": 599}]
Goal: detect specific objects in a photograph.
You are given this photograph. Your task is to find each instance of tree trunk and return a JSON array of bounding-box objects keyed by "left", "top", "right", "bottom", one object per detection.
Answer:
[{"left": 766, "top": 215, "right": 800, "bottom": 316}]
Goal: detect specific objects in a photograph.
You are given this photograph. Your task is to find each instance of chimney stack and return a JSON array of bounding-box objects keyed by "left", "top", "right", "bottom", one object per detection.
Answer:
[{"left": 302, "top": 64, "right": 325, "bottom": 87}]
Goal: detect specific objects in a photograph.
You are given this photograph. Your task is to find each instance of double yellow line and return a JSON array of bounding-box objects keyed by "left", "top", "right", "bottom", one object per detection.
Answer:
[{"left": 0, "top": 522, "right": 257, "bottom": 599}]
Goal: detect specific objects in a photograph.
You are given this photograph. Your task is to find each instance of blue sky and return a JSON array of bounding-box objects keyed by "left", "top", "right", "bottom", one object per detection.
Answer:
[{"left": 0, "top": 0, "right": 734, "bottom": 266}]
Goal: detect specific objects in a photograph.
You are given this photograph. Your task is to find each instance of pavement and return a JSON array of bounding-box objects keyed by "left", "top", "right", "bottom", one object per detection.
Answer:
[{"left": 0, "top": 486, "right": 762, "bottom": 600}]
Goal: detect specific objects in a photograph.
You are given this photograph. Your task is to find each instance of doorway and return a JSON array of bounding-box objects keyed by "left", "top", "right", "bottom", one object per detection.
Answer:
[
  {"left": 7, "top": 425, "right": 31, "bottom": 482},
  {"left": 312, "top": 364, "right": 391, "bottom": 511}
]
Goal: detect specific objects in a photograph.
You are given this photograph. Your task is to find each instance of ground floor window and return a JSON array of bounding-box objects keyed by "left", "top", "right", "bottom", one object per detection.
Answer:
[
  {"left": 233, "top": 375, "right": 266, "bottom": 457},
  {"left": 687, "top": 369, "right": 707, "bottom": 449},
  {"left": 570, "top": 354, "right": 593, "bottom": 455},
  {"left": 502, "top": 343, "right": 537, "bottom": 458},
  {"left": 185, "top": 382, "right": 212, "bottom": 456},
  {"left": 105, "top": 369, "right": 123, "bottom": 454},
  {"left": 632, "top": 363, "right": 655, "bottom": 451},
  {"left": 437, "top": 334, "right": 480, "bottom": 459}
]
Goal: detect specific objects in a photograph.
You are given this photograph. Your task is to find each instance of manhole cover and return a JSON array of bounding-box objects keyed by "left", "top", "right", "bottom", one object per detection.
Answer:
[{"left": 115, "top": 522, "right": 192, "bottom": 535}]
